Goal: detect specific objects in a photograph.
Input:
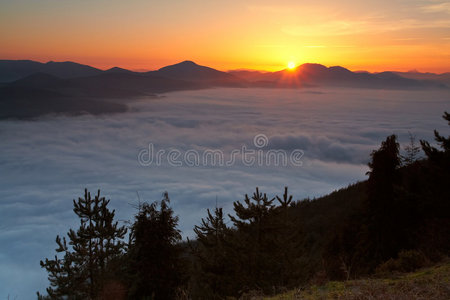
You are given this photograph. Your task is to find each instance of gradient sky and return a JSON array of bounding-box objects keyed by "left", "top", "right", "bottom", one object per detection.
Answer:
[{"left": 1, "top": 0, "right": 449, "bottom": 72}]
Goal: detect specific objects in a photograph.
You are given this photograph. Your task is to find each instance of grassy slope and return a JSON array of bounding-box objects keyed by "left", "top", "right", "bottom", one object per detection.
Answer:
[{"left": 265, "top": 261, "right": 450, "bottom": 300}]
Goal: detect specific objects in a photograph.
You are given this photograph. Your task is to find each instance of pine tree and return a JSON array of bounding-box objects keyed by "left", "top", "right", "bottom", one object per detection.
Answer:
[
  {"left": 39, "top": 189, "right": 127, "bottom": 299},
  {"left": 127, "top": 192, "right": 185, "bottom": 300},
  {"left": 191, "top": 207, "right": 234, "bottom": 298},
  {"left": 228, "top": 187, "right": 276, "bottom": 293},
  {"left": 365, "top": 135, "right": 402, "bottom": 264},
  {"left": 402, "top": 132, "right": 421, "bottom": 165},
  {"left": 419, "top": 112, "right": 450, "bottom": 213},
  {"left": 418, "top": 112, "right": 450, "bottom": 253},
  {"left": 229, "top": 187, "right": 275, "bottom": 246},
  {"left": 273, "top": 187, "right": 301, "bottom": 287},
  {"left": 421, "top": 111, "right": 450, "bottom": 164}
]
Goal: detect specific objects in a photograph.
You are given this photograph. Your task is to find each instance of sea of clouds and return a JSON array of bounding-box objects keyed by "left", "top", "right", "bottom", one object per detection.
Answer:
[{"left": 0, "top": 87, "right": 449, "bottom": 298}]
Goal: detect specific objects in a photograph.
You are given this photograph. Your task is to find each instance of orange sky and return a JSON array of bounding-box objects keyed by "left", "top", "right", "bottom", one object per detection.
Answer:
[{"left": 1, "top": 0, "right": 449, "bottom": 73}]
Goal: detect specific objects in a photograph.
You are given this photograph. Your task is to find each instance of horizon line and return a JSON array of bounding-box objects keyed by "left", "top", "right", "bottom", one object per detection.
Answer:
[{"left": 2, "top": 58, "right": 450, "bottom": 75}]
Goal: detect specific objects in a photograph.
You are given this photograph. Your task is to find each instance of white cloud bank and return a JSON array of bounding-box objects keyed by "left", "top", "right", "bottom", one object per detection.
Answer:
[{"left": 0, "top": 87, "right": 449, "bottom": 298}]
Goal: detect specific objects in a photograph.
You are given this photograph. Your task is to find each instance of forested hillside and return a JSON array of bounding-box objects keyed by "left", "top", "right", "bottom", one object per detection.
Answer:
[{"left": 38, "top": 112, "right": 450, "bottom": 299}]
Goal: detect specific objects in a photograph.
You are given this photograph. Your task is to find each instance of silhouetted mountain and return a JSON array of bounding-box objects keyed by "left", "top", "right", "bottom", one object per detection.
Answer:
[
  {"left": 392, "top": 71, "right": 450, "bottom": 85},
  {"left": 232, "top": 63, "right": 447, "bottom": 89},
  {"left": 228, "top": 70, "right": 274, "bottom": 81},
  {"left": 2, "top": 59, "right": 447, "bottom": 89},
  {"left": 41, "top": 61, "right": 103, "bottom": 79},
  {"left": 68, "top": 72, "right": 204, "bottom": 97},
  {"left": 294, "top": 64, "right": 423, "bottom": 88},
  {"left": 148, "top": 60, "right": 243, "bottom": 86},
  {"left": 2, "top": 72, "right": 204, "bottom": 99},
  {"left": 9, "top": 72, "right": 65, "bottom": 89},
  {"left": 104, "top": 67, "right": 135, "bottom": 74},
  {"left": 0, "top": 60, "right": 103, "bottom": 82},
  {"left": 0, "top": 71, "right": 206, "bottom": 119},
  {"left": 0, "top": 59, "right": 447, "bottom": 119},
  {"left": 0, "top": 85, "right": 127, "bottom": 120},
  {"left": 0, "top": 60, "right": 44, "bottom": 82}
]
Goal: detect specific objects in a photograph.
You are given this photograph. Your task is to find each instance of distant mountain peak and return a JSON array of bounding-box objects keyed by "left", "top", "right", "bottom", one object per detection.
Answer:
[
  {"left": 46, "top": 60, "right": 69, "bottom": 65},
  {"left": 45, "top": 60, "right": 91, "bottom": 67},
  {"left": 105, "top": 66, "right": 133, "bottom": 73},
  {"left": 153, "top": 60, "right": 238, "bottom": 84},
  {"left": 299, "top": 63, "right": 327, "bottom": 68},
  {"left": 179, "top": 60, "right": 197, "bottom": 65},
  {"left": 0, "top": 60, "right": 100, "bottom": 82},
  {"left": 158, "top": 60, "right": 200, "bottom": 71}
]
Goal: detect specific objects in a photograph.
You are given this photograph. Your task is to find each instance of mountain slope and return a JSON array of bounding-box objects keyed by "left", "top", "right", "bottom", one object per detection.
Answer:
[
  {"left": 267, "top": 262, "right": 450, "bottom": 300},
  {"left": 0, "top": 60, "right": 102, "bottom": 82},
  {"left": 230, "top": 63, "right": 447, "bottom": 89},
  {"left": 147, "top": 60, "right": 243, "bottom": 86},
  {"left": 3, "top": 71, "right": 204, "bottom": 98},
  {"left": 0, "top": 85, "right": 127, "bottom": 120},
  {"left": 393, "top": 71, "right": 450, "bottom": 85},
  {"left": 0, "top": 71, "right": 205, "bottom": 119},
  {"left": 1, "top": 59, "right": 447, "bottom": 119},
  {"left": 104, "top": 67, "right": 135, "bottom": 74},
  {"left": 0, "top": 60, "right": 44, "bottom": 82}
]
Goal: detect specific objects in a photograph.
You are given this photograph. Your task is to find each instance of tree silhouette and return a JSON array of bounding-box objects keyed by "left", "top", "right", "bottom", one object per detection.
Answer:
[
  {"left": 191, "top": 206, "right": 234, "bottom": 298},
  {"left": 228, "top": 187, "right": 277, "bottom": 293},
  {"left": 229, "top": 187, "right": 275, "bottom": 245},
  {"left": 421, "top": 111, "right": 450, "bottom": 164},
  {"left": 127, "top": 192, "right": 185, "bottom": 299},
  {"left": 402, "top": 132, "right": 421, "bottom": 165},
  {"left": 365, "top": 135, "right": 402, "bottom": 264},
  {"left": 418, "top": 112, "right": 450, "bottom": 254},
  {"left": 39, "top": 189, "right": 127, "bottom": 299},
  {"left": 274, "top": 187, "right": 301, "bottom": 287}
]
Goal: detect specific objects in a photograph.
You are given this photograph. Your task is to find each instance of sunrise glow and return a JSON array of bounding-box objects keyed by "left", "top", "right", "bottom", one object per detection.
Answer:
[
  {"left": 1, "top": 1, "right": 449, "bottom": 72},
  {"left": 287, "top": 61, "right": 296, "bottom": 70}
]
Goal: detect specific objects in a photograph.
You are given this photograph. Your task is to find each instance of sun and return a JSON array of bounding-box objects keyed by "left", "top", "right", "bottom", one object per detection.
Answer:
[{"left": 287, "top": 61, "right": 296, "bottom": 70}]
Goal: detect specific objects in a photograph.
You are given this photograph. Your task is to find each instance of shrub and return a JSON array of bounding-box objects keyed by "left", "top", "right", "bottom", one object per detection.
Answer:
[{"left": 376, "top": 250, "right": 429, "bottom": 274}]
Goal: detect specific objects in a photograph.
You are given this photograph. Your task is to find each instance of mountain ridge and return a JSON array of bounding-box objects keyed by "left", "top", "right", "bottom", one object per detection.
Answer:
[
  {"left": 2, "top": 59, "right": 448, "bottom": 87},
  {"left": 0, "top": 59, "right": 448, "bottom": 119},
  {"left": 0, "top": 60, "right": 103, "bottom": 82}
]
